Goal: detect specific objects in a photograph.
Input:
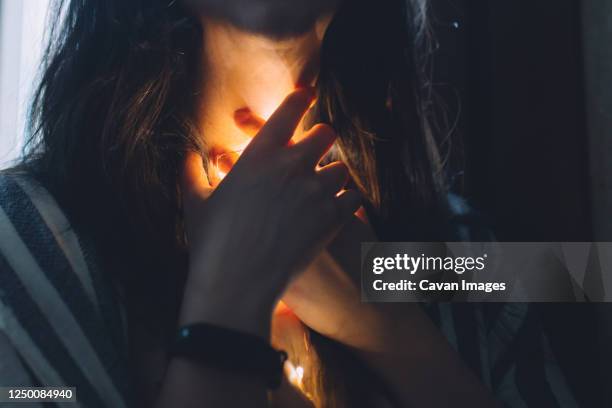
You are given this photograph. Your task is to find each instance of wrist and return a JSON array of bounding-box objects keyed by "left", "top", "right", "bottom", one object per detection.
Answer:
[
  {"left": 336, "top": 305, "right": 398, "bottom": 352},
  {"left": 180, "top": 273, "right": 273, "bottom": 340},
  {"left": 170, "top": 323, "right": 287, "bottom": 390}
]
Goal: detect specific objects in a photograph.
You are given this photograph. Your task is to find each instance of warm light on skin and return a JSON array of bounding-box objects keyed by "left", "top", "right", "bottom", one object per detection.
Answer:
[
  {"left": 275, "top": 300, "right": 293, "bottom": 315},
  {"left": 196, "top": 13, "right": 333, "bottom": 161},
  {"left": 215, "top": 167, "right": 227, "bottom": 181},
  {"left": 272, "top": 300, "right": 314, "bottom": 399},
  {"left": 212, "top": 139, "right": 251, "bottom": 183},
  {"left": 285, "top": 360, "right": 305, "bottom": 388},
  {"left": 210, "top": 96, "right": 320, "bottom": 184}
]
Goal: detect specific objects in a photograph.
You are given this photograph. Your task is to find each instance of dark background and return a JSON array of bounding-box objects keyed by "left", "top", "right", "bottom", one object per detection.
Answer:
[
  {"left": 429, "top": 0, "right": 606, "bottom": 405},
  {"left": 430, "top": 0, "right": 590, "bottom": 240}
]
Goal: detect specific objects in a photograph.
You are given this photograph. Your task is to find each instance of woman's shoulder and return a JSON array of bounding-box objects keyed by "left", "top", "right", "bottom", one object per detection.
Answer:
[
  {"left": 0, "top": 168, "right": 124, "bottom": 332},
  {"left": 0, "top": 169, "right": 47, "bottom": 211},
  {"left": 0, "top": 169, "right": 101, "bottom": 305},
  {"left": 0, "top": 169, "right": 130, "bottom": 406},
  {"left": 0, "top": 170, "right": 79, "bottom": 244}
]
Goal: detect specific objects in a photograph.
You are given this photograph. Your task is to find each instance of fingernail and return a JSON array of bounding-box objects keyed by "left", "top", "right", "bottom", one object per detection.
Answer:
[{"left": 234, "top": 107, "right": 251, "bottom": 122}]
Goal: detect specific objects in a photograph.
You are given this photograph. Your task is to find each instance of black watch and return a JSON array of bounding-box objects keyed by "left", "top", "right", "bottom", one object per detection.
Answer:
[{"left": 170, "top": 323, "right": 288, "bottom": 389}]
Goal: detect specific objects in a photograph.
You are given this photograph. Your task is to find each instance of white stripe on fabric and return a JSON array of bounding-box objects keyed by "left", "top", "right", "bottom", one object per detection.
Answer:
[
  {"left": 487, "top": 303, "right": 528, "bottom": 365},
  {"left": 13, "top": 176, "right": 99, "bottom": 310},
  {"left": 475, "top": 308, "right": 493, "bottom": 389},
  {"left": 0, "top": 301, "right": 77, "bottom": 408},
  {"left": 495, "top": 364, "right": 528, "bottom": 408},
  {"left": 541, "top": 334, "right": 580, "bottom": 407},
  {"left": 0, "top": 207, "right": 126, "bottom": 408},
  {"left": 438, "top": 303, "right": 459, "bottom": 351}
]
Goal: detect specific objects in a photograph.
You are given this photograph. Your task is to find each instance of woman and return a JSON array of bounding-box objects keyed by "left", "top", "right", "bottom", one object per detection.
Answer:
[{"left": 0, "top": 0, "right": 575, "bottom": 407}]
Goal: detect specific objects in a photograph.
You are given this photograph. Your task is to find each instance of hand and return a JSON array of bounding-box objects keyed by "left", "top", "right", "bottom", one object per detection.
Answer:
[
  {"left": 179, "top": 89, "right": 361, "bottom": 339},
  {"left": 281, "top": 213, "right": 396, "bottom": 351}
]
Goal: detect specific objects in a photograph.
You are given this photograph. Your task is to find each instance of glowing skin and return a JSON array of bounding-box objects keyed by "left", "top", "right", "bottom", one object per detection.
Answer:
[{"left": 196, "top": 14, "right": 334, "bottom": 172}]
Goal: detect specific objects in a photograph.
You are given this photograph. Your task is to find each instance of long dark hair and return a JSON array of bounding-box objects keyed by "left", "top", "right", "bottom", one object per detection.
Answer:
[{"left": 23, "top": 0, "right": 449, "bottom": 406}]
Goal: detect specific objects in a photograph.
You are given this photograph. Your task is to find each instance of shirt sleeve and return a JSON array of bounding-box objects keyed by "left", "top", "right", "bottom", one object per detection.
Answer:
[
  {"left": 0, "top": 331, "right": 44, "bottom": 408},
  {"left": 0, "top": 172, "right": 129, "bottom": 407},
  {"left": 486, "top": 303, "right": 579, "bottom": 407}
]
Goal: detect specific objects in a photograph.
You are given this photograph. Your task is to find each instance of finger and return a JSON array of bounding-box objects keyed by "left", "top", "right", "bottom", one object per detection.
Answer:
[
  {"left": 335, "top": 189, "right": 362, "bottom": 222},
  {"left": 215, "top": 150, "right": 241, "bottom": 174},
  {"left": 316, "top": 161, "right": 349, "bottom": 196},
  {"left": 234, "top": 107, "right": 266, "bottom": 137},
  {"left": 290, "top": 123, "right": 337, "bottom": 167},
  {"left": 181, "top": 151, "right": 213, "bottom": 197},
  {"left": 242, "top": 88, "right": 315, "bottom": 155}
]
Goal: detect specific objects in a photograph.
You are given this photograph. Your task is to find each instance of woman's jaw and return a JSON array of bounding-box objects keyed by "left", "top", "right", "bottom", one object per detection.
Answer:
[{"left": 183, "top": 0, "right": 340, "bottom": 38}]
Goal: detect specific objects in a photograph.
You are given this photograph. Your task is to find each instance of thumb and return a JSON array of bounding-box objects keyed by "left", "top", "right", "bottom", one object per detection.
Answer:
[{"left": 181, "top": 151, "right": 213, "bottom": 199}]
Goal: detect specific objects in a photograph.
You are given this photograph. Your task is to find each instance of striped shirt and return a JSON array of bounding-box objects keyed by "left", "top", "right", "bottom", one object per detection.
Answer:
[{"left": 0, "top": 172, "right": 578, "bottom": 407}]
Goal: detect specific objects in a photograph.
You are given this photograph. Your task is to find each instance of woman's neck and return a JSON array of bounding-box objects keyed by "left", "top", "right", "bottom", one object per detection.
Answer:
[{"left": 194, "top": 15, "right": 333, "bottom": 160}]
